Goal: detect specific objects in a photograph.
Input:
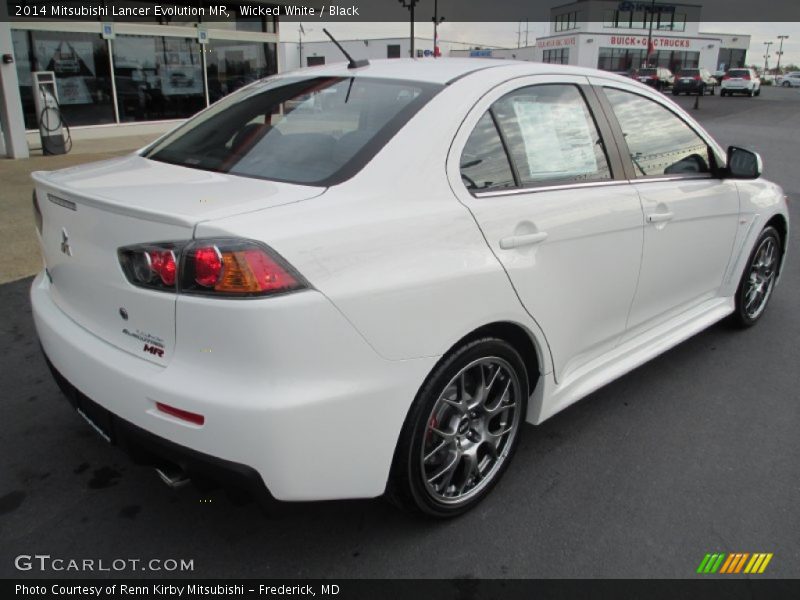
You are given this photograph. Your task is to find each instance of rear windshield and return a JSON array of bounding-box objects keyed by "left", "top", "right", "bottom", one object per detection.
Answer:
[
  {"left": 728, "top": 69, "right": 749, "bottom": 77},
  {"left": 145, "top": 76, "right": 442, "bottom": 186},
  {"left": 679, "top": 69, "right": 700, "bottom": 76},
  {"left": 639, "top": 69, "right": 657, "bottom": 75}
]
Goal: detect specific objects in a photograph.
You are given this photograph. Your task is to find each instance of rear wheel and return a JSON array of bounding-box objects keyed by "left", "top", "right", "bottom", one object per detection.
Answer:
[
  {"left": 389, "top": 338, "right": 528, "bottom": 517},
  {"left": 783, "top": 81, "right": 791, "bottom": 88},
  {"left": 732, "top": 227, "right": 781, "bottom": 327}
]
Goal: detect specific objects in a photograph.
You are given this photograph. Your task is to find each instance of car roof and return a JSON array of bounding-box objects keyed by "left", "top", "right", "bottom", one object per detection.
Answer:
[{"left": 269, "top": 58, "right": 637, "bottom": 86}]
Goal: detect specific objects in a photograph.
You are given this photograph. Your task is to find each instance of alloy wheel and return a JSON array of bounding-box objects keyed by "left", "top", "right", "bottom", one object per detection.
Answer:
[
  {"left": 420, "top": 357, "right": 522, "bottom": 505},
  {"left": 744, "top": 235, "right": 779, "bottom": 320}
]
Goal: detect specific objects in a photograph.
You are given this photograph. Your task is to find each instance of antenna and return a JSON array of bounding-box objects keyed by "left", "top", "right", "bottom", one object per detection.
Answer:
[{"left": 322, "top": 29, "right": 369, "bottom": 69}]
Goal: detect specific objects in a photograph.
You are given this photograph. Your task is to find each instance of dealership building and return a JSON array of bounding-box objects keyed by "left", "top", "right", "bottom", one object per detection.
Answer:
[
  {"left": 0, "top": 1, "right": 284, "bottom": 157},
  {"left": 532, "top": 0, "right": 750, "bottom": 72}
]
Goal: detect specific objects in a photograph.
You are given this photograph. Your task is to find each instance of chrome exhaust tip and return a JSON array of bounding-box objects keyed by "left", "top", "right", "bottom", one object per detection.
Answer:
[{"left": 155, "top": 465, "right": 191, "bottom": 489}]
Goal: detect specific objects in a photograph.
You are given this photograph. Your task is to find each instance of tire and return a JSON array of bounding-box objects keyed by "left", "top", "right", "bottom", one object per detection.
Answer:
[
  {"left": 755, "top": 88, "right": 761, "bottom": 96},
  {"left": 749, "top": 88, "right": 755, "bottom": 97},
  {"left": 699, "top": 85, "right": 706, "bottom": 96},
  {"left": 388, "top": 337, "right": 529, "bottom": 517},
  {"left": 783, "top": 81, "right": 791, "bottom": 88},
  {"left": 732, "top": 226, "right": 782, "bottom": 328},
  {"left": 710, "top": 86, "right": 716, "bottom": 95},
  {"left": 721, "top": 90, "right": 727, "bottom": 97}
]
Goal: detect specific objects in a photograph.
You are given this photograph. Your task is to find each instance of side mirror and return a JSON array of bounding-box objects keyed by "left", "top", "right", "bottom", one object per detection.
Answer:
[{"left": 727, "top": 146, "right": 762, "bottom": 179}]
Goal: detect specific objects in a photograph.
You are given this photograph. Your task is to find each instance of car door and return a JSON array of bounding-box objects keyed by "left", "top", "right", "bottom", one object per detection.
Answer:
[
  {"left": 448, "top": 75, "right": 644, "bottom": 383},
  {"left": 594, "top": 81, "right": 740, "bottom": 339}
]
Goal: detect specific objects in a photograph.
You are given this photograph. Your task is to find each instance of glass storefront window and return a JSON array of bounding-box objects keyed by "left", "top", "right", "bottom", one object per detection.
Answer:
[
  {"left": 13, "top": 29, "right": 115, "bottom": 129},
  {"left": 112, "top": 34, "right": 206, "bottom": 122},
  {"left": 205, "top": 40, "right": 277, "bottom": 103}
]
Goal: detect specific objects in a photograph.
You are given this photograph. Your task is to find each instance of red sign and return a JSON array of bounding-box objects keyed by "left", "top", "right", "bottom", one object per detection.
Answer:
[{"left": 609, "top": 35, "right": 692, "bottom": 49}]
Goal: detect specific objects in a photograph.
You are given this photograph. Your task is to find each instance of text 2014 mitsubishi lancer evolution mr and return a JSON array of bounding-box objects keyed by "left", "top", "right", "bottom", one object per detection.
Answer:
[{"left": 31, "top": 58, "right": 789, "bottom": 517}]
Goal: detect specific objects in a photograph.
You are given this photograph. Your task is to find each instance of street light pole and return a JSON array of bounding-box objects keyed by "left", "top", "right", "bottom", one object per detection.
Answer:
[
  {"left": 431, "top": 0, "right": 445, "bottom": 58},
  {"left": 776, "top": 35, "right": 789, "bottom": 74},
  {"left": 763, "top": 41, "right": 773, "bottom": 76},
  {"left": 645, "top": 0, "right": 656, "bottom": 68},
  {"left": 397, "top": 0, "right": 420, "bottom": 58}
]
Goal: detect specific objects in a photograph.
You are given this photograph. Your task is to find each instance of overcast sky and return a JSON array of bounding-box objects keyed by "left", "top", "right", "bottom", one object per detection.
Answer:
[{"left": 299, "top": 22, "right": 800, "bottom": 68}]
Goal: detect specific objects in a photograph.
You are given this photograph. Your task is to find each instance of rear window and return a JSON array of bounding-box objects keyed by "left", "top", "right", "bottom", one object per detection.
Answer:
[
  {"left": 679, "top": 69, "right": 700, "bottom": 76},
  {"left": 145, "top": 76, "right": 442, "bottom": 186},
  {"left": 728, "top": 69, "right": 749, "bottom": 77},
  {"left": 639, "top": 69, "right": 657, "bottom": 75}
]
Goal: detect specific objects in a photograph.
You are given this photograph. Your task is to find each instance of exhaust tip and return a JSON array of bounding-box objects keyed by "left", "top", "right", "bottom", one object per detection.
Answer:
[{"left": 155, "top": 465, "right": 191, "bottom": 489}]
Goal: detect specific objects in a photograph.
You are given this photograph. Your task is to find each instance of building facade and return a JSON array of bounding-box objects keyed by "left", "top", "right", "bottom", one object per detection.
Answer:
[
  {"left": 280, "top": 37, "right": 479, "bottom": 71},
  {"left": 4, "top": 3, "right": 280, "bottom": 147},
  {"left": 533, "top": 1, "right": 749, "bottom": 73}
]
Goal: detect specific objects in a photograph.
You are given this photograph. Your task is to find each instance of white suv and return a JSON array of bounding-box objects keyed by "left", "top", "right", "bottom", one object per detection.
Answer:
[
  {"left": 777, "top": 71, "right": 800, "bottom": 87},
  {"left": 721, "top": 68, "right": 761, "bottom": 96}
]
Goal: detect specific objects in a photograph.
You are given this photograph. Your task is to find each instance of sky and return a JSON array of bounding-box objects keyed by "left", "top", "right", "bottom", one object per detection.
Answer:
[{"left": 297, "top": 21, "right": 800, "bottom": 68}]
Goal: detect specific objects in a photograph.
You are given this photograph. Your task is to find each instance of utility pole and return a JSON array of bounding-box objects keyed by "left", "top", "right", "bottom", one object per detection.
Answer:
[
  {"left": 517, "top": 21, "right": 522, "bottom": 48},
  {"left": 763, "top": 41, "right": 773, "bottom": 76},
  {"left": 645, "top": 0, "right": 656, "bottom": 68},
  {"left": 525, "top": 19, "right": 529, "bottom": 46},
  {"left": 432, "top": 0, "right": 445, "bottom": 58},
  {"left": 397, "top": 0, "right": 420, "bottom": 58},
  {"left": 776, "top": 35, "right": 789, "bottom": 74}
]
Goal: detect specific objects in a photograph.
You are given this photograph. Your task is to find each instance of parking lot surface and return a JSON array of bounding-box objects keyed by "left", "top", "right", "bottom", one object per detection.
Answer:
[{"left": 1, "top": 86, "right": 798, "bottom": 579}]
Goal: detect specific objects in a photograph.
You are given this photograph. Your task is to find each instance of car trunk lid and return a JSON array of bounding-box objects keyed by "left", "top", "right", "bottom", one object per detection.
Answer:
[{"left": 33, "top": 154, "right": 325, "bottom": 366}]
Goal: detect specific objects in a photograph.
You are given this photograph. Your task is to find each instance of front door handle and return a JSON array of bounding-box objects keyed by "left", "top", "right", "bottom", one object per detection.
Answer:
[
  {"left": 647, "top": 211, "right": 675, "bottom": 223},
  {"left": 499, "top": 231, "right": 549, "bottom": 250}
]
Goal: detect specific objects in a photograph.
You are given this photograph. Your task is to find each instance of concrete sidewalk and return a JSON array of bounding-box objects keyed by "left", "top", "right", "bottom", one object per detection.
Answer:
[{"left": 0, "top": 135, "right": 156, "bottom": 284}]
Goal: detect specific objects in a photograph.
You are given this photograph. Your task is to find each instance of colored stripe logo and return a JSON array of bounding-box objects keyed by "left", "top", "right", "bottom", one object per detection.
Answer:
[{"left": 697, "top": 553, "right": 773, "bottom": 574}]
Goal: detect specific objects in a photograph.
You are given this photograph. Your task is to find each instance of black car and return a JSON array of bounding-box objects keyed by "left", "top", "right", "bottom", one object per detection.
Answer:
[{"left": 672, "top": 68, "right": 717, "bottom": 95}]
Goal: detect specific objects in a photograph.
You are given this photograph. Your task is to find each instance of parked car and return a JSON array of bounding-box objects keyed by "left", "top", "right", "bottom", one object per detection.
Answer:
[
  {"left": 776, "top": 71, "right": 800, "bottom": 87},
  {"left": 672, "top": 68, "right": 717, "bottom": 95},
  {"left": 31, "top": 60, "right": 789, "bottom": 517},
  {"left": 721, "top": 68, "right": 761, "bottom": 96},
  {"left": 634, "top": 67, "right": 674, "bottom": 91}
]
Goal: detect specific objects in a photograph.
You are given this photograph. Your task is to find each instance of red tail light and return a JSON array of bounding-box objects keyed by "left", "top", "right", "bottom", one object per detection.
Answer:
[
  {"left": 118, "top": 239, "right": 309, "bottom": 298},
  {"left": 742, "top": 74, "right": 751, "bottom": 80},
  {"left": 694, "top": 75, "right": 702, "bottom": 81},
  {"left": 722, "top": 75, "right": 731, "bottom": 80}
]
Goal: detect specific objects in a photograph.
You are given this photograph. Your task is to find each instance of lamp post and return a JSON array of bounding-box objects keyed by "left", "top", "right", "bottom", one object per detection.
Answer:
[
  {"left": 432, "top": 0, "right": 445, "bottom": 58},
  {"left": 776, "top": 35, "right": 789, "bottom": 74},
  {"left": 397, "top": 0, "right": 420, "bottom": 58},
  {"left": 763, "top": 41, "right": 773, "bottom": 77},
  {"left": 645, "top": 0, "right": 656, "bottom": 68}
]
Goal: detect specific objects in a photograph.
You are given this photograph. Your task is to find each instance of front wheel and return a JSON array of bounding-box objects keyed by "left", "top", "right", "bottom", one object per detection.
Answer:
[
  {"left": 732, "top": 227, "right": 781, "bottom": 327},
  {"left": 389, "top": 338, "right": 528, "bottom": 517}
]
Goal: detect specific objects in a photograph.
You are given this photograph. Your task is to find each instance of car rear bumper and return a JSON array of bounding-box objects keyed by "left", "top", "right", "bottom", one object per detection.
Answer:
[
  {"left": 31, "top": 271, "right": 437, "bottom": 501},
  {"left": 43, "top": 353, "right": 273, "bottom": 501},
  {"left": 673, "top": 82, "right": 704, "bottom": 92}
]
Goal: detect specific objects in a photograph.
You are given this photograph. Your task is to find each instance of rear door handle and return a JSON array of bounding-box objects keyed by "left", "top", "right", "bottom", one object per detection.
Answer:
[
  {"left": 647, "top": 211, "right": 675, "bottom": 223},
  {"left": 499, "top": 231, "right": 548, "bottom": 250}
]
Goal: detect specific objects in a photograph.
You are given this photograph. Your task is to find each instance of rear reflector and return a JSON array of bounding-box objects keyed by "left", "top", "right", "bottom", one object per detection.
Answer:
[{"left": 156, "top": 402, "right": 205, "bottom": 426}]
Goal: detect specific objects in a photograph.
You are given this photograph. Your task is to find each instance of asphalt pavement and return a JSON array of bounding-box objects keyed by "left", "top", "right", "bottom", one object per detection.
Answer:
[{"left": 1, "top": 85, "right": 798, "bottom": 579}]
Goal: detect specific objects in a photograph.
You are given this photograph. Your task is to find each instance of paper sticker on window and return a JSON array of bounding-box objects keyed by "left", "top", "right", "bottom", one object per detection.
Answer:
[{"left": 511, "top": 96, "right": 599, "bottom": 182}]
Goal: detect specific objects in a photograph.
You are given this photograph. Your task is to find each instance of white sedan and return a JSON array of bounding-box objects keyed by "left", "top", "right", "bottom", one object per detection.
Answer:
[{"left": 31, "top": 59, "right": 789, "bottom": 517}]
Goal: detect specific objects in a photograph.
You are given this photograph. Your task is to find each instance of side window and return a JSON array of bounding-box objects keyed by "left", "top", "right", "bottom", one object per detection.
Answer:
[
  {"left": 491, "top": 84, "right": 612, "bottom": 187},
  {"left": 460, "top": 112, "right": 516, "bottom": 192},
  {"left": 604, "top": 88, "right": 711, "bottom": 177}
]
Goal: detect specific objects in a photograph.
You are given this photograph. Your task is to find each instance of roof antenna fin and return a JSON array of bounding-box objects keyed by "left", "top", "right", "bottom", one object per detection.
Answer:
[{"left": 323, "top": 29, "right": 370, "bottom": 69}]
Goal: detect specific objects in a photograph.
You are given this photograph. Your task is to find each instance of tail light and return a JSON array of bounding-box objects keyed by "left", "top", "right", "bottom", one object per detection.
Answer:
[
  {"left": 742, "top": 74, "right": 751, "bottom": 80},
  {"left": 722, "top": 75, "right": 731, "bottom": 80},
  {"left": 32, "top": 190, "right": 43, "bottom": 234},
  {"left": 694, "top": 75, "right": 702, "bottom": 81},
  {"left": 118, "top": 239, "right": 308, "bottom": 298}
]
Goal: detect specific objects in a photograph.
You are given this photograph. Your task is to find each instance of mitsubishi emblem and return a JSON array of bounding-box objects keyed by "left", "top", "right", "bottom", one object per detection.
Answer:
[{"left": 60, "top": 228, "right": 72, "bottom": 256}]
